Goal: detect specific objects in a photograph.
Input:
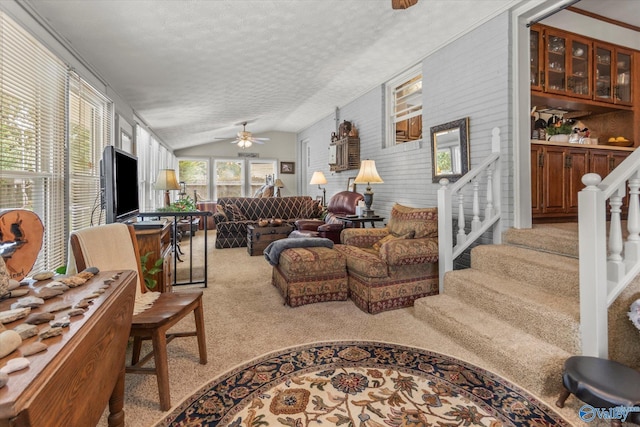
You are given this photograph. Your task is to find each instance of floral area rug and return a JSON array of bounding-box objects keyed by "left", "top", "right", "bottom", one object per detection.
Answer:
[{"left": 156, "top": 341, "right": 568, "bottom": 427}]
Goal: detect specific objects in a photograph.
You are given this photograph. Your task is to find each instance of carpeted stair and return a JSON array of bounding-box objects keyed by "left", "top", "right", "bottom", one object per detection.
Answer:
[{"left": 414, "top": 224, "right": 610, "bottom": 398}]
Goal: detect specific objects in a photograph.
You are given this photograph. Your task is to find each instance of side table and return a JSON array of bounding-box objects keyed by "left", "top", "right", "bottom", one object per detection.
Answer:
[
  {"left": 247, "top": 223, "right": 294, "bottom": 256},
  {"left": 134, "top": 221, "right": 173, "bottom": 293},
  {"left": 336, "top": 215, "right": 385, "bottom": 228}
]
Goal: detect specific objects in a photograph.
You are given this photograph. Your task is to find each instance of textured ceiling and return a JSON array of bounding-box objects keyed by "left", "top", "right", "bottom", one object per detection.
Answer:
[{"left": 20, "top": 0, "right": 637, "bottom": 150}]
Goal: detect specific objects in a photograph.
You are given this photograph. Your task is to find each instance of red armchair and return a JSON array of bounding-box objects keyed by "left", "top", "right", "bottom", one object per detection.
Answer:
[{"left": 295, "top": 191, "right": 364, "bottom": 243}]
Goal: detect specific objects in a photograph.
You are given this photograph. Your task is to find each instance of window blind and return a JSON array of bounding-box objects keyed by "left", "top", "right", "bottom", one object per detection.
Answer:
[
  {"left": 0, "top": 12, "right": 67, "bottom": 273},
  {"left": 68, "top": 71, "right": 112, "bottom": 229}
]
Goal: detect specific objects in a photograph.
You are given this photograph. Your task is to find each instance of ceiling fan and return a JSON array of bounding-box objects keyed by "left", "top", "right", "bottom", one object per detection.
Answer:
[{"left": 215, "top": 121, "right": 270, "bottom": 148}]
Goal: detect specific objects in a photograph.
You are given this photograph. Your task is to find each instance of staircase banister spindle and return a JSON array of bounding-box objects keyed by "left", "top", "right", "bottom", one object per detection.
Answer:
[
  {"left": 607, "top": 188, "right": 625, "bottom": 284},
  {"left": 485, "top": 167, "right": 494, "bottom": 221},
  {"left": 627, "top": 174, "right": 640, "bottom": 242},
  {"left": 471, "top": 178, "right": 481, "bottom": 232},
  {"left": 624, "top": 175, "right": 640, "bottom": 267},
  {"left": 457, "top": 192, "right": 466, "bottom": 246}
]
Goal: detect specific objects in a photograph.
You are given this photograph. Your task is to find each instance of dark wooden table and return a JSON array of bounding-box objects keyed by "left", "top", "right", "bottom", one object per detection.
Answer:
[
  {"left": 0, "top": 270, "right": 136, "bottom": 427},
  {"left": 336, "top": 215, "right": 385, "bottom": 228}
]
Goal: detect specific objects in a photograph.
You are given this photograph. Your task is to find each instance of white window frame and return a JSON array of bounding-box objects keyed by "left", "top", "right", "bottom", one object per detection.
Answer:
[
  {"left": 247, "top": 159, "right": 277, "bottom": 196},
  {"left": 213, "top": 158, "right": 245, "bottom": 200},
  {"left": 386, "top": 65, "right": 423, "bottom": 147},
  {"left": 177, "top": 158, "right": 210, "bottom": 201}
]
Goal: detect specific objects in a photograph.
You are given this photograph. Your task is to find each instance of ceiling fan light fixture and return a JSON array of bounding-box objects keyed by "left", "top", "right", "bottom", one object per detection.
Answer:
[{"left": 238, "top": 139, "right": 252, "bottom": 149}]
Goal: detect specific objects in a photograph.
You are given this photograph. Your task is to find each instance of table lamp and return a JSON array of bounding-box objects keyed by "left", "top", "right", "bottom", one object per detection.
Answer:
[
  {"left": 155, "top": 169, "right": 180, "bottom": 207},
  {"left": 274, "top": 178, "right": 284, "bottom": 197},
  {"left": 354, "top": 160, "right": 383, "bottom": 217},
  {"left": 309, "top": 171, "right": 327, "bottom": 206}
]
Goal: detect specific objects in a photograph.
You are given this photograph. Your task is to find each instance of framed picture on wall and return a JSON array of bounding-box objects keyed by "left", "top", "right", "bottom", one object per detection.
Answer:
[
  {"left": 347, "top": 177, "right": 357, "bottom": 192},
  {"left": 280, "top": 162, "right": 295, "bottom": 174}
]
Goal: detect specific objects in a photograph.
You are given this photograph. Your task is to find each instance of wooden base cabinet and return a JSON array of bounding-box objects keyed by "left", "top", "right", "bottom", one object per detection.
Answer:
[
  {"left": 532, "top": 143, "right": 631, "bottom": 221},
  {"left": 135, "top": 222, "right": 173, "bottom": 292}
]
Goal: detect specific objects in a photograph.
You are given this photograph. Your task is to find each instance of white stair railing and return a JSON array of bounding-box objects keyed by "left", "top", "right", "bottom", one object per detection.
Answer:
[
  {"left": 578, "top": 147, "right": 640, "bottom": 357},
  {"left": 437, "top": 127, "right": 502, "bottom": 292}
]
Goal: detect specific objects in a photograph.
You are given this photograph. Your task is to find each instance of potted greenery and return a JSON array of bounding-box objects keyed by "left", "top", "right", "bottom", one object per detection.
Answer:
[
  {"left": 140, "top": 251, "right": 163, "bottom": 290},
  {"left": 546, "top": 122, "right": 573, "bottom": 142},
  {"left": 158, "top": 195, "right": 197, "bottom": 212}
]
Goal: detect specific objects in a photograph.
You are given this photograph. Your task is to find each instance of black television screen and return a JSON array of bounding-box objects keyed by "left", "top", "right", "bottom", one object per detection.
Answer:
[{"left": 102, "top": 146, "right": 140, "bottom": 223}]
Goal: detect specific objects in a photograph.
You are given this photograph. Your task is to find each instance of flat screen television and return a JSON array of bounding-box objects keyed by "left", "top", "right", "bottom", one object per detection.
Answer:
[{"left": 101, "top": 145, "right": 140, "bottom": 224}]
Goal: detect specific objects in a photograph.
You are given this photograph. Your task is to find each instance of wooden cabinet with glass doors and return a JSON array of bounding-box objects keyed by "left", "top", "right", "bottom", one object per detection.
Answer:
[
  {"left": 544, "top": 28, "right": 591, "bottom": 99},
  {"left": 531, "top": 24, "right": 635, "bottom": 108},
  {"left": 594, "top": 43, "right": 633, "bottom": 106}
]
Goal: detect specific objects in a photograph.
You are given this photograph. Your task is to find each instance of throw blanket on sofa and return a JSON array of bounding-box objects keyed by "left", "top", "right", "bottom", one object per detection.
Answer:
[{"left": 264, "top": 237, "right": 333, "bottom": 266}]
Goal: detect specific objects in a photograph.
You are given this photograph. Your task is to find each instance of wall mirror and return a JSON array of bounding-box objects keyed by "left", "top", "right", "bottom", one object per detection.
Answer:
[{"left": 430, "top": 117, "right": 470, "bottom": 183}]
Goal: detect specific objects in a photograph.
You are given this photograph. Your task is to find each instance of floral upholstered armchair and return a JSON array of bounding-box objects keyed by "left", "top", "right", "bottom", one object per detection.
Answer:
[{"left": 334, "top": 203, "right": 439, "bottom": 314}]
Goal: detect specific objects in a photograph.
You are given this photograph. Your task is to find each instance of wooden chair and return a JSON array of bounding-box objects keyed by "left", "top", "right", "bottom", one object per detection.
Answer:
[{"left": 69, "top": 223, "right": 207, "bottom": 411}]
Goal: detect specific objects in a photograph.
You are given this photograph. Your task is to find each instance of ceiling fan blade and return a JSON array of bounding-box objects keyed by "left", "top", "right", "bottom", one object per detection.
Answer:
[{"left": 253, "top": 137, "right": 270, "bottom": 141}]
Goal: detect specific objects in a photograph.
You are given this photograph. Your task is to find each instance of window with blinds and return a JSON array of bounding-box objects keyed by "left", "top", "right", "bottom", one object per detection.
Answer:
[
  {"left": 0, "top": 13, "right": 67, "bottom": 273},
  {"left": 137, "top": 125, "right": 176, "bottom": 210},
  {"left": 0, "top": 12, "right": 112, "bottom": 273},
  {"left": 386, "top": 66, "right": 423, "bottom": 146},
  {"left": 68, "top": 72, "right": 112, "bottom": 229}
]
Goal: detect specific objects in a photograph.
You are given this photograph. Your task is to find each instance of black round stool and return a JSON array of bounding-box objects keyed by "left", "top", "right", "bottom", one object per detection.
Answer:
[{"left": 556, "top": 356, "right": 640, "bottom": 426}]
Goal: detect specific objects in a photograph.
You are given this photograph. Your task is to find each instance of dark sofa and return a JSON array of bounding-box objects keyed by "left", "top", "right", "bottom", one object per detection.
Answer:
[{"left": 213, "top": 196, "right": 321, "bottom": 248}]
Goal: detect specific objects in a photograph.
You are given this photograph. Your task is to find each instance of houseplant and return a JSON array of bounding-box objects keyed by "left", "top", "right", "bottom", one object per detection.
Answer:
[
  {"left": 546, "top": 122, "right": 573, "bottom": 142},
  {"left": 140, "top": 251, "right": 163, "bottom": 290},
  {"left": 158, "top": 195, "right": 197, "bottom": 212}
]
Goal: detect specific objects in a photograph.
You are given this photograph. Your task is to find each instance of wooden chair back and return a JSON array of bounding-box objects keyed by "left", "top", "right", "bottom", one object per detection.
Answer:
[{"left": 69, "top": 223, "right": 147, "bottom": 295}]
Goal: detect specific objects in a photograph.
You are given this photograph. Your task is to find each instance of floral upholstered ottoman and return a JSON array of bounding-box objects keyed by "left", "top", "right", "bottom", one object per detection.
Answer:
[{"left": 272, "top": 247, "right": 347, "bottom": 307}]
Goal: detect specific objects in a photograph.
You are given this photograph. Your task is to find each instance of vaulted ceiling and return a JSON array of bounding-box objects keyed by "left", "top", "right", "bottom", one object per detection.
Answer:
[{"left": 20, "top": 0, "right": 638, "bottom": 151}]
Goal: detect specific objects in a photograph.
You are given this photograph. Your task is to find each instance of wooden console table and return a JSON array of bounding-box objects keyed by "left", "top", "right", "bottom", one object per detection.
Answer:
[
  {"left": 138, "top": 211, "right": 212, "bottom": 288},
  {"left": 135, "top": 222, "right": 173, "bottom": 293},
  {"left": 0, "top": 270, "right": 136, "bottom": 427}
]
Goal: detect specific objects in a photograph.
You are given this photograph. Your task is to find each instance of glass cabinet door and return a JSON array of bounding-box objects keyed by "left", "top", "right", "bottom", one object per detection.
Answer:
[
  {"left": 595, "top": 44, "right": 613, "bottom": 102},
  {"left": 545, "top": 30, "right": 591, "bottom": 99},
  {"left": 615, "top": 50, "right": 632, "bottom": 105},
  {"left": 595, "top": 44, "right": 633, "bottom": 105},
  {"left": 567, "top": 38, "right": 590, "bottom": 98},
  {"left": 545, "top": 33, "right": 566, "bottom": 95},
  {"left": 530, "top": 26, "right": 543, "bottom": 92}
]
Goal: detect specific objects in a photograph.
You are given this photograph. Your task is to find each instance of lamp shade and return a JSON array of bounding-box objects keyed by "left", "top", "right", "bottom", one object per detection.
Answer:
[
  {"left": 154, "top": 169, "right": 180, "bottom": 191},
  {"left": 354, "top": 160, "right": 383, "bottom": 184},
  {"left": 274, "top": 178, "right": 284, "bottom": 188},
  {"left": 309, "top": 171, "right": 327, "bottom": 185}
]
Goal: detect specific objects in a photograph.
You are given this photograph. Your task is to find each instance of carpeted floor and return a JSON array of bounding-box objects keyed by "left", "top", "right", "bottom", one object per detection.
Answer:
[
  {"left": 97, "top": 230, "right": 598, "bottom": 427},
  {"left": 155, "top": 341, "right": 570, "bottom": 427}
]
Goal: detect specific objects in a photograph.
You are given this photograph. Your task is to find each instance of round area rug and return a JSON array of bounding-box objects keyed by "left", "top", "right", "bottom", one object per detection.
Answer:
[{"left": 156, "top": 341, "right": 568, "bottom": 427}]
